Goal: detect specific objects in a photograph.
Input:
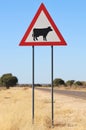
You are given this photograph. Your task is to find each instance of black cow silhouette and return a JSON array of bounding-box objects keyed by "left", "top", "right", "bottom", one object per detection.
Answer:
[{"left": 32, "top": 26, "right": 53, "bottom": 41}]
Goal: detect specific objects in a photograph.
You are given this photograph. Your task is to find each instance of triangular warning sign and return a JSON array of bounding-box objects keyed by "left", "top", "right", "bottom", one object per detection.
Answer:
[{"left": 19, "top": 3, "right": 67, "bottom": 46}]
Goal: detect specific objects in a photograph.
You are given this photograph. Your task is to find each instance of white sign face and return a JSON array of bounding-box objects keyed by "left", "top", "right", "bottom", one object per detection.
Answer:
[{"left": 25, "top": 11, "right": 61, "bottom": 42}]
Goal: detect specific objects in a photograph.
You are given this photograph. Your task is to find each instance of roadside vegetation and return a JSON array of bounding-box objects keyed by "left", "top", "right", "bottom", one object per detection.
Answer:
[
  {"left": 0, "top": 73, "right": 86, "bottom": 90},
  {"left": 0, "top": 73, "right": 18, "bottom": 89},
  {"left": 53, "top": 78, "right": 86, "bottom": 90},
  {"left": 0, "top": 73, "right": 86, "bottom": 129},
  {"left": 0, "top": 87, "right": 86, "bottom": 130}
]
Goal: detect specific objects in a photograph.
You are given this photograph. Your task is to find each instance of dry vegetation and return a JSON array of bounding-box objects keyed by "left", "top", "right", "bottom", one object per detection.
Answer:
[
  {"left": 54, "top": 85, "right": 86, "bottom": 92},
  {"left": 0, "top": 87, "right": 86, "bottom": 130}
]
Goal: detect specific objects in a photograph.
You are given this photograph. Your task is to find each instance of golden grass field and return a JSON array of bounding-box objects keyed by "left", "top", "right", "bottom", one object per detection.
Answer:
[{"left": 0, "top": 87, "right": 86, "bottom": 130}]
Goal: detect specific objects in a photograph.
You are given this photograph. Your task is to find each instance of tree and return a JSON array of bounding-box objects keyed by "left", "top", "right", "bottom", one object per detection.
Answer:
[
  {"left": 53, "top": 78, "right": 65, "bottom": 86},
  {"left": 0, "top": 77, "right": 2, "bottom": 86},
  {"left": 66, "top": 80, "right": 75, "bottom": 86},
  {"left": 0, "top": 73, "right": 18, "bottom": 89},
  {"left": 74, "top": 81, "right": 83, "bottom": 86}
]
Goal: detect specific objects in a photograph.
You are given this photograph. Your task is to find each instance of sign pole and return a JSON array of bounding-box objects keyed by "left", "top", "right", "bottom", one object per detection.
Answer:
[
  {"left": 51, "top": 46, "right": 54, "bottom": 127},
  {"left": 32, "top": 46, "right": 35, "bottom": 124}
]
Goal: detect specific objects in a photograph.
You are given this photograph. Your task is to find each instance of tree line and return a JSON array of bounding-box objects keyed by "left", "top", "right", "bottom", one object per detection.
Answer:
[
  {"left": 53, "top": 78, "right": 86, "bottom": 87},
  {"left": 0, "top": 73, "right": 86, "bottom": 89}
]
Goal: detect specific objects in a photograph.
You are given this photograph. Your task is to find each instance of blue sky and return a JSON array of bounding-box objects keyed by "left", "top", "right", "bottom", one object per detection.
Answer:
[{"left": 0, "top": 0, "right": 86, "bottom": 84}]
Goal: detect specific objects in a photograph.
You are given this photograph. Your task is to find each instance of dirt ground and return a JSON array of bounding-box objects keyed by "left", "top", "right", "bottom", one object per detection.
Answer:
[{"left": 0, "top": 87, "right": 86, "bottom": 130}]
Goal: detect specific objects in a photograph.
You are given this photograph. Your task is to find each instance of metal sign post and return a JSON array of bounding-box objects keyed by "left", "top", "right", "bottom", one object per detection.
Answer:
[
  {"left": 32, "top": 46, "right": 34, "bottom": 124},
  {"left": 51, "top": 46, "right": 54, "bottom": 127}
]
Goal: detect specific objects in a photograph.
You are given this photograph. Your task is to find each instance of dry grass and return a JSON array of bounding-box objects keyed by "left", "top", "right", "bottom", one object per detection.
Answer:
[
  {"left": 54, "top": 85, "right": 86, "bottom": 92},
  {"left": 0, "top": 87, "right": 86, "bottom": 130}
]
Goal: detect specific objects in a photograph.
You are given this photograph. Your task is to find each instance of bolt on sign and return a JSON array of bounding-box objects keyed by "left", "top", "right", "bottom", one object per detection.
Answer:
[{"left": 19, "top": 3, "right": 67, "bottom": 46}]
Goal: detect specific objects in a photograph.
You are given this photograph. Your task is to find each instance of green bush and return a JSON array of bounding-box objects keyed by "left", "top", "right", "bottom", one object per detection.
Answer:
[
  {"left": 0, "top": 77, "right": 2, "bottom": 86},
  {"left": 53, "top": 78, "right": 65, "bottom": 86},
  {"left": 66, "top": 80, "right": 75, "bottom": 86},
  {"left": 74, "top": 81, "right": 83, "bottom": 86},
  {"left": 0, "top": 73, "right": 18, "bottom": 89}
]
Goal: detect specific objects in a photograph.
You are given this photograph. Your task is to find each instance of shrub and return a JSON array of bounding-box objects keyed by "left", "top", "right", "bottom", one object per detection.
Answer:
[
  {"left": 0, "top": 73, "right": 18, "bottom": 89},
  {"left": 0, "top": 77, "right": 2, "bottom": 87},
  {"left": 66, "top": 80, "right": 75, "bottom": 86},
  {"left": 35, "top": 84, "right": 42, "bottom": 87},
  {"left": 53, "top": 78, "right": 65, "bottom": 86},
  {"left": 74, "top": 81, "right": 83, "bottom": 86},
  {"left": 81, "top": 81, "right": 86, "bottom": 87}
]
